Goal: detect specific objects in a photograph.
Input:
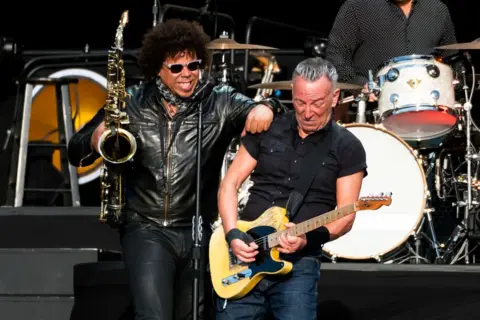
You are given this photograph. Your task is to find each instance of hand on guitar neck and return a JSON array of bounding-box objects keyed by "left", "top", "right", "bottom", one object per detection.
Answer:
[{"left": 275, "top": 222, "right": 307, "bottom": 255}]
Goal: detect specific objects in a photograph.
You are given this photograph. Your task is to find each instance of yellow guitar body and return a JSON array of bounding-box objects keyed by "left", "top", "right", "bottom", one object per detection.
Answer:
[{"left": 209, "top": 206, "right": 292, "bottom": 300}]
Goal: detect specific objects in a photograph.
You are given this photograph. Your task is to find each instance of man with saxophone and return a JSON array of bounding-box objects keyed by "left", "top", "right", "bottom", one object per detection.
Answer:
[{"left": 67, "top": 19, "right": 282, "bottom": 320}]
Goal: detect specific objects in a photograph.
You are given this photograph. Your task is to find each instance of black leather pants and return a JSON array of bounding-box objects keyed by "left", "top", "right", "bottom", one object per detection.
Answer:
[{"left": 120, "top": 221, "right": 213, "bottom": 320}]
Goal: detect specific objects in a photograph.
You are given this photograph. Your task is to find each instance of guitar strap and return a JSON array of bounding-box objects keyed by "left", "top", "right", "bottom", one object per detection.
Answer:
[{"left": 285, "top": 121, "right": 340, "bottom": 220}]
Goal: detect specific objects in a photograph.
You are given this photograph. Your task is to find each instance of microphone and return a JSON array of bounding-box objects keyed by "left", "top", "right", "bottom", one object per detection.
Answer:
[{"left": 191, "top": 79, "right": 214, "bottom": 101}]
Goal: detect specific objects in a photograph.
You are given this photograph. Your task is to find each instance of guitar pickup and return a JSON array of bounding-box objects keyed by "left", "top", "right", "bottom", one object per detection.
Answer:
[
  {"left": 228, "top": 249, "right": 247, "bottom": 267},
  {"left": 221, "top": 269, "right": 253, "bottom": 286}
]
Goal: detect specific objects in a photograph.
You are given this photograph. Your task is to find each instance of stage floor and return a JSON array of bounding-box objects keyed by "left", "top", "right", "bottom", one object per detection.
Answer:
[{"left": 1, "top": 206, "right": 480, "bottom": 319}]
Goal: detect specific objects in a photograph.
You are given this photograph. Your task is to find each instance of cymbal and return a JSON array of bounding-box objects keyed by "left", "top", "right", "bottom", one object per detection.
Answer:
[
  {"left": 249, "top": 81, "right": 292, "bottom": 90},
  {"left": 435, "top": 41, "right": 480, "bottom": 50},
  {"left": 248, "top": 80, "right": 362, "bottom": 91},
  {"left": 207, "top": 38, "right": 278, "bottom": 50}
]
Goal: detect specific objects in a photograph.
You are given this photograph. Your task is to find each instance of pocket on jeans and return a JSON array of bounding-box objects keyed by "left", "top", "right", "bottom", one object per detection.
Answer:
[{"left": 293, "top": 257, "right": 321, "bottom": 279}]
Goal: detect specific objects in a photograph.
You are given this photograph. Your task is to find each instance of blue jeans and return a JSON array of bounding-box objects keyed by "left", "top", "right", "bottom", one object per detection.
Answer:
[{"left": 215, "top": 257, "right": 320, "bottom": 320}]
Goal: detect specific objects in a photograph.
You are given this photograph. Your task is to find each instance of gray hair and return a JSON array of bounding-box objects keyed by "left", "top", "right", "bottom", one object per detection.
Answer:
[{"left": 292, "top": 57, "right": 338, "bottom": 87}]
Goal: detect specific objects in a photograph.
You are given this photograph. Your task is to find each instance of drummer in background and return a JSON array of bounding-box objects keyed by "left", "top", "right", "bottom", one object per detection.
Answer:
[{"left": 326, "top": 0, "right": 457, "bottom": 105}]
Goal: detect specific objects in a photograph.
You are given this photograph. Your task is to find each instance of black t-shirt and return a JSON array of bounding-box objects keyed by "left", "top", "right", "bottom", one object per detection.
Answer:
[{"left": 241, "top": 111, "right": 367, "bottom": 254}]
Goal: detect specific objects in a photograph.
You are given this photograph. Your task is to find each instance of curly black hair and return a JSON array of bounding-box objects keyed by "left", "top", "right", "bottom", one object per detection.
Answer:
[{"left": 137, "top": 19, "right": 211, "bottom": 80}]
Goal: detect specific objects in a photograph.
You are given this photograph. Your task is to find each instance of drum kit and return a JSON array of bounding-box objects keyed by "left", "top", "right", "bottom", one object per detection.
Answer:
[
  {"left": 208, "top": 33, "right": 480, "bottom": 264},
  {"left": 323, "top": 42, "right": 480, "bottom": 265}
]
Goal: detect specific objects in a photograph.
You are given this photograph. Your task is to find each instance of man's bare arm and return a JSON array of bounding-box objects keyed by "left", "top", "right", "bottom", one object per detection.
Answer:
[
  {"left": 218, "top": 145, "right": 258, "bottom": 234},
  {"left": 325, "top": 170, "right": 364, "bottom": 240}
]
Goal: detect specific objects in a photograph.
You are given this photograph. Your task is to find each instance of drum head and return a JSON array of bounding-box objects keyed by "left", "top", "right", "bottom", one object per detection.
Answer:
[
  {"left": 322, "top": 124, "right": 427, "bottom": 260},
  {"left": 382, "top": 109, "right": 457, "bottom": 141},
  {"left": 376, "top": 54, "right": 457, "bottom": 143}
]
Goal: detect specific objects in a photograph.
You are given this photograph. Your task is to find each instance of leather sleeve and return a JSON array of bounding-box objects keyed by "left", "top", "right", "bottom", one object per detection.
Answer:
[
  {"left": 226, "top": 86, "right": 286, "bottom": 134},
  {"left": 67, "top": 107, "right": 105, "bottom": 167}
]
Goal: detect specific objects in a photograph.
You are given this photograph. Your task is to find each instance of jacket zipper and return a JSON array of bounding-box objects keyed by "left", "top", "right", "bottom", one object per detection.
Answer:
[{"left": 164, "top": 121, "right": 172, "bottom": 226}]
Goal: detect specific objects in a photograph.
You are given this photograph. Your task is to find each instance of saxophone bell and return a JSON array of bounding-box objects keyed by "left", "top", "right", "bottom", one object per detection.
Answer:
[{"left": 98, "top": 126, "right": 137, "bottom": 164}]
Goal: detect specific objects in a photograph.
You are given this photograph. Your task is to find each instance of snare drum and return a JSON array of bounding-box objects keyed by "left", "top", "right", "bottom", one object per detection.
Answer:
[
  {"left": 322, "top": 124, "right": 427, "bottom": 261},
  {"left": 376, "top": 55, "right": 458, "bottom": 149}
]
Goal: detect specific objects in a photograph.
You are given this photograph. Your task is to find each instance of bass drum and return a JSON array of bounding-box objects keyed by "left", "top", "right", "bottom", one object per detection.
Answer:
[{"left": 322, "top": 124, "right": 427, "bottom": 261}]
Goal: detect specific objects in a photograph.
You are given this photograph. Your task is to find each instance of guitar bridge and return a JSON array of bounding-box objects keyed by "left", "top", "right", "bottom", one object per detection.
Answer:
[
  {"left": 229, "top": 249, "right": 247, "bottom": 267},
  {"left": 221, "top": 269, "right": 252, "bottom": 286}
]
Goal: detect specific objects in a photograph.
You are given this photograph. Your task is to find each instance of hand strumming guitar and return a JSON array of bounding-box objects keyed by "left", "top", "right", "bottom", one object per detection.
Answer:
[
  {"left": 226, "top": 228, "right": 259, "bottom": 263},
  {"left": 230, "top": 239, "right": 259, "bottom": 263}
]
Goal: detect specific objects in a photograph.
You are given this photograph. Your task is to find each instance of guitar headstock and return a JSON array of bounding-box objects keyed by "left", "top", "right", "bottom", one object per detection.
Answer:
[{"left": 356, "top": 193, "right": 392, "bottom": 211}]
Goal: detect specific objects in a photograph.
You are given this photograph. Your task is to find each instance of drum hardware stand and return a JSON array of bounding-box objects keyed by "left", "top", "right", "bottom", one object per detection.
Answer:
[
  {"left": 356, "top": 70, "right": 381, "bottom": 123},
  {"left": 437, "top": 57, "right": 478, "bottom": 264},
  {"left": 400, "top": 154, "right": 442, "bottom": 264},
  {"left": 408, "top": 195, "right": 441, "bottom": 264},
  {"left": 355, "top": 93, "right": 368, "bottom": 123},
  {"left": 152, "top": 0, "right": 160, "bottom": 27},
  {"left": 209, "top": 31, "right": 234, "bottom": 85},
  {"left": 218, "top": 49, "right": 230, "bottom": 85}
]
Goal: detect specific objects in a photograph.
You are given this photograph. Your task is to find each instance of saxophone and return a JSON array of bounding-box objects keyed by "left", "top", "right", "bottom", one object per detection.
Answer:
[{"left": 97, "top": 10, "right": 137, "bottom": 226}]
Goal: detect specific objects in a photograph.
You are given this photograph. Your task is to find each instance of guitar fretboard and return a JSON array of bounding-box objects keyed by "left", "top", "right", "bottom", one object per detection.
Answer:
[{"left": 267, "top": 203, "right": 356, "bottom": 248}]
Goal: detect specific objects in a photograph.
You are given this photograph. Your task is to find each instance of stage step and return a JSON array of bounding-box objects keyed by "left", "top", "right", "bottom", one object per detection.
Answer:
[
  {"left": 0, "top": 206, "right": 121, "bottom": 251},
  {"left": 0, "top": 248, "right": 121, "bottom": 320},
  {"left": 0, "top": 296, "right": 74, "bottom": 320}
]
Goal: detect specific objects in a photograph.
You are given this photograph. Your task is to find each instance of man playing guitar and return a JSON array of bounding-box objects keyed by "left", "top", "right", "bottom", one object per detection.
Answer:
[{"left": 215, "top": 57, "right": 368, "bottom": 319}]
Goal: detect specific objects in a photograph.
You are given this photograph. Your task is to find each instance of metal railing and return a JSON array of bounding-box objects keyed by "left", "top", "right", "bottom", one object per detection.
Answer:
[
  {"left": 243, "top": 16, "right": 327, "bottom": 80},
  {"left": 21, "top": 50, "right": 139, "bottom": 78}
]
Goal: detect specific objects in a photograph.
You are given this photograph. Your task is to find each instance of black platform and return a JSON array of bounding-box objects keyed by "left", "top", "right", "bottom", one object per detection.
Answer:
[
  {"left": 70, "top": 261, "right": 480, "bottom": 320},
  {"left": 0, "top": 206, "right": 121, "bottom": 250},
  {"left": 1, "top": 206, "right": 480, "bottom": 320}
]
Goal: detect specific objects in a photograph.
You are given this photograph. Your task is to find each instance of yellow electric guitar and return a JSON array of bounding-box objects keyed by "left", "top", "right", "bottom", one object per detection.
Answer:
[{"left": 209, "top": 194, "right": 392, "bottom": 300}]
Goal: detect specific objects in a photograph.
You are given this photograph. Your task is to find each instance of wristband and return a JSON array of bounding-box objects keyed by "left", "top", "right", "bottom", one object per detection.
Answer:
[
  {"left": 308, "top": 226, "right": 331, "bottom": 246},
  {"left": 225, "top": 228, "right": 255, "bottom": 246},
  {"left": 225, "top": 228, "right": 244, "bottom": 245}
]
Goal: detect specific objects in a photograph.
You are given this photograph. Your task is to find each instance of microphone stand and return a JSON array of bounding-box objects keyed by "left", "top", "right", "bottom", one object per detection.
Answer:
[{"left": 192, "top": 94, "right": 206, "bottom": 320}]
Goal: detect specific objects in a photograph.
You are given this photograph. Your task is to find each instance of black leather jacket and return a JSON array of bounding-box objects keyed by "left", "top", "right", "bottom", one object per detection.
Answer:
[{"left": 67, "top": 80, "right": 282, "bottom": 227}]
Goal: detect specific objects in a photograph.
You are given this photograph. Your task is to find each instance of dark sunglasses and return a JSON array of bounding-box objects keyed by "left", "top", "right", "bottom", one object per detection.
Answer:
[{"left": 163, "top": 60, "right": 202, "bottom": 74}]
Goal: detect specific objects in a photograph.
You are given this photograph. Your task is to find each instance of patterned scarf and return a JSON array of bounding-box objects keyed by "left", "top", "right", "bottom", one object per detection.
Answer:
[{"left": 155, "top": 77, "right": 205, "bottom": 111}]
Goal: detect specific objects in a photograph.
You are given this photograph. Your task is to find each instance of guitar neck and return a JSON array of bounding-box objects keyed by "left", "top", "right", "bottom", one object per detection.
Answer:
[{"left": 267, "top": 203, "right": 356, "bottom": 248}]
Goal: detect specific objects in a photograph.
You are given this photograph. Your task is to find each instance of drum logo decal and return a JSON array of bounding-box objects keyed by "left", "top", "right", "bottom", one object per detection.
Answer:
[{"left": 407, "top": 79, "right": 422, "bottom": 89}]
